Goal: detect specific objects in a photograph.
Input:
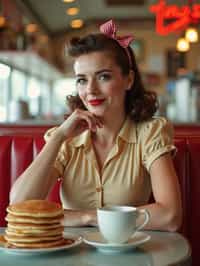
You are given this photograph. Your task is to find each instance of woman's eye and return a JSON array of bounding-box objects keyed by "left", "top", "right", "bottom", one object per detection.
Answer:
[
  {"left": 76, "top": 78, "right": 87, "bottom": 85},
  {"left": 99, "top": 74, "right": 111, "bottom": 81}
]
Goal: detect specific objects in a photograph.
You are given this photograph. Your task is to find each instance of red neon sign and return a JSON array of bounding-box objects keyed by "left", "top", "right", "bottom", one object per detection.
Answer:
[{"left": 150, "top": 0, "right": 200, "bottom": 35}]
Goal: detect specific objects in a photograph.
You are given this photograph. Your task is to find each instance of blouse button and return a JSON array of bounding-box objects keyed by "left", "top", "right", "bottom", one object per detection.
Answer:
[{"left": 96, "top": 187, "right": 103, "bottom": 192}]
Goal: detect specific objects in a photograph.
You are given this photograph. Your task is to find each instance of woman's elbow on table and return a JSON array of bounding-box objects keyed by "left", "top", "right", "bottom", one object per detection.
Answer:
[{"left": 166, "top": 209, "right": 183, "bottom": 232}]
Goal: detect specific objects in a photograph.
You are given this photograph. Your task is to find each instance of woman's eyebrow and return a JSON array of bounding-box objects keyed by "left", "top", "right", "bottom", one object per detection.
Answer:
[
  {"left": 95, "top": 69, "right": 112, "bottom": 75},
  {"left": 76, "top": 74, "right": 85, "bottom": 77},
  {"left": 76, "top": 69, "right": 112, "bottom": 77}
]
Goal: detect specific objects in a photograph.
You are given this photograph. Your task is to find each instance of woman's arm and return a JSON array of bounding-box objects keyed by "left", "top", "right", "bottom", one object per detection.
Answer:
[
  {"left": 138, "top": 153, "right": 182, "bottom": 232},
  {"left": 9, "top": 130, "right": 65, "bottom": 203},
  {"left": 10, "top": 109, "right": 103, "bottom": 204}
]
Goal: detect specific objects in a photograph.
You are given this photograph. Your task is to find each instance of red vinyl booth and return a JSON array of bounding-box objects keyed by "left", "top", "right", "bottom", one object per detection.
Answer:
[{"left": 0, "top": 124, "right": 199, "bottom": 265}]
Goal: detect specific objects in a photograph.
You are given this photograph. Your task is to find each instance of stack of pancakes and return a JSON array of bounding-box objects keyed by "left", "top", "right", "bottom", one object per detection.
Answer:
[{"left": 4, "top": 200, "right": 66, "bottom": 248}]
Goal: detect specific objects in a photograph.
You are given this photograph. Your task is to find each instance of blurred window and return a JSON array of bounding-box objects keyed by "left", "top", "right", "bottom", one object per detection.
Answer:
[
  {"left": 53, "top": 78, "right": 76, "bottom": 116},
  {"left": 40, "top": 80, "right": 51, "bottom": 117},
  {"left": 0, "top": 63, "right": 11, "bottom": 122},
  {"left": 0, "top": 66, "right": 77, "bottom": 122},
  {"left": 27, "top": 77, "right": 41, "bottom": 117},
  {"left": 11, "top": 69, "right": 27, "bottom": 100}
]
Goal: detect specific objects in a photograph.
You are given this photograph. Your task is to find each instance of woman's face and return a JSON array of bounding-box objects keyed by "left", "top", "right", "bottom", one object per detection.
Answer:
[{"left": 74, "top": 51, "right": 133, "bottom": 118}]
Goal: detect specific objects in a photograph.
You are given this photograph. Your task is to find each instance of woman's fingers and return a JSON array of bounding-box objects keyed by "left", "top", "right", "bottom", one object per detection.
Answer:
[
  {"left": 93, "top": 115, "right": 104, "bottom": 128},
  {"left": 79, "top": 113, "right": 98, "bottom": 132},
  {"left": 75, "top": 109, "right": 103, "bottom": 132},
  {"left": 58, "top": 109, "right": 104, "bottom": 140},
  {"left": 85, "top": 113, "right": 104, "bottom": 130}
]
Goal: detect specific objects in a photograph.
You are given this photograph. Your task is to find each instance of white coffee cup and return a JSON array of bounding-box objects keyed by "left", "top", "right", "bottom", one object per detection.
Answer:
[{"left": 97, "top": 205, "right": 150, "bottom": 244}]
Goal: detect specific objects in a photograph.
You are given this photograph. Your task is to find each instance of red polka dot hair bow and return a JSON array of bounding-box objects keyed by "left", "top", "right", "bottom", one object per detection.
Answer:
[{"left": 99, "top": 19, "right": 134, "bottom": 48}]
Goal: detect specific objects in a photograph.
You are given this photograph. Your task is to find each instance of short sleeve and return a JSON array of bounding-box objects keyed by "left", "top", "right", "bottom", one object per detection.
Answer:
[
  {"left": 44, "top": 127, "right": 68, "bottom": 177},
  {"left": 140, "top": 117, "right": 177, "bottom": 172}
]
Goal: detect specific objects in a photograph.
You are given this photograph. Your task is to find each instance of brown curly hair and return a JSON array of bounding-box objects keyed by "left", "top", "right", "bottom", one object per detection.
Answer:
[{"left": 65, "top": 33, "right": 158, "bottom": 122}]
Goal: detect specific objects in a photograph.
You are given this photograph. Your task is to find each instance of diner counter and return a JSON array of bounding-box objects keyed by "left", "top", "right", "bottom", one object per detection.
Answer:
[{"left": 0, "top": 227, "right": 191, "bottom": 266}]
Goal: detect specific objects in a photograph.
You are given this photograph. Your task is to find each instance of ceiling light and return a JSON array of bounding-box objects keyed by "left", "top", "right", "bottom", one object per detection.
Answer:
[
  {"left": 176, "top": 38, "right": 190, "bottom": 52},
  {"left": 66, "top": 7, "right": 79, "bottom": 16},
  {"left": 185, "top": 27, "right": 198, "bottom": 43},
  {"left": 0, "top": 16, "right": 6, "bottom": 27},
  {"left": 70, "top": 19, "right": 83, "bottom": 29},
  {"left": 26, "top": 23, "right": 38, "bottom": 33},
  {"left": 63, "top": 0, "right": 75, "bottom": 3}
]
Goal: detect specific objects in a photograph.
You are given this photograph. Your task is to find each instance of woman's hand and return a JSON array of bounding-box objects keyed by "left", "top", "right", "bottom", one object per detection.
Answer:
[
  {"left": 57, "top": 109, "right": 103, "bottom": 141},
  {"left": 62, "top": 209, "right": 97, "bottom": 227}
]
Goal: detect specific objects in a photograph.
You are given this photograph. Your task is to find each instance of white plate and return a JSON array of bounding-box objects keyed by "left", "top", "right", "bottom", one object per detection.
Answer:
[
  {"left": 0, "top": 233, "right": 82, "bottom": 255},
  {"left": 83, "top": 231, "right": 150, "bottom": 253}
]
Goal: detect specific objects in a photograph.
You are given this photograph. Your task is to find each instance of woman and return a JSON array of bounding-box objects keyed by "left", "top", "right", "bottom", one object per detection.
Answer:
[{"left": 10, "top": 20, "right": 182, "bottom": 231}]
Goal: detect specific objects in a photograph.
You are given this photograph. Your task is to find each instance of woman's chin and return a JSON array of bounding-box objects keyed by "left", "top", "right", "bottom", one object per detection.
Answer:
[
  {"left": 91, "top": 111, "right": 104, "bottom": 117},
  {"left": 88, "top": 107, "right": 105, "bottom": 117}
]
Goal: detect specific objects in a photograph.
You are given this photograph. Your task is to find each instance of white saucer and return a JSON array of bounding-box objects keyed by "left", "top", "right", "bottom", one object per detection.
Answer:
[{"left": 83, "top": 231, "right": 150, "bottom": 253}]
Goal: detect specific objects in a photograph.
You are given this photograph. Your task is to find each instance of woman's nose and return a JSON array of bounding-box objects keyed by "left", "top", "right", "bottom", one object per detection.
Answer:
[{"left": 86, "top": 79, "right": 98, "bottom": 93}]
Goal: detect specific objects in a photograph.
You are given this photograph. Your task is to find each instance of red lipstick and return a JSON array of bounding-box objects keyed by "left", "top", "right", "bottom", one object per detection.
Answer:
[{"left": 88, "top": 99, "right": 105, "bottom": 106}]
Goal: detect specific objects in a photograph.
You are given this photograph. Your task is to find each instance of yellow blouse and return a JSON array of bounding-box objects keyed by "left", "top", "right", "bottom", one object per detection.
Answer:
[{"left": 44, "top": 117, "right": 176, "bottom": 209}]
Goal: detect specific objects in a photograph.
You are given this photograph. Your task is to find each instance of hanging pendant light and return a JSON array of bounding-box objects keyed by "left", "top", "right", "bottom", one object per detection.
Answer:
[
  {"left": 0, "top": 16, "right": 6, "bottom": 27},
  {"left": 176, "top": 37, "right": 190, "bottom": 52},
  {"left": 70, "top": 19, "right": 83, "bottom": 29},
  {"left": 185, "top": 27, "right": 198, "bottom": 43}
]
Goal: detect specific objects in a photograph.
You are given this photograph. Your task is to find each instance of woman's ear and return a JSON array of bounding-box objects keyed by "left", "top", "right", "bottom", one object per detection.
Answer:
[{"left": 126, "top": 70, "right": 134, "bottom": 91}]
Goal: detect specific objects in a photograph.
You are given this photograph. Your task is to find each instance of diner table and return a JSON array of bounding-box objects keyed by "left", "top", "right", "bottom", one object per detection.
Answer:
[{"left": 0, "top": 227, "right": 191, "bottom": 266}]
